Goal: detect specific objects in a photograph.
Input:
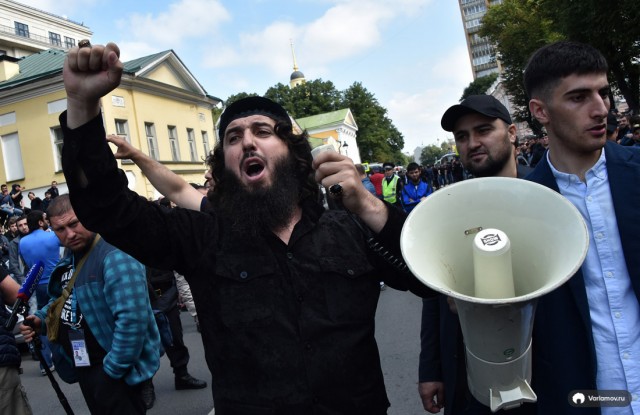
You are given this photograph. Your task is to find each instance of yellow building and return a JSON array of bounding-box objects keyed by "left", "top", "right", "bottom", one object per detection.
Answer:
[
  {"left": 296, "top": 109, "right": 361, "bottom": 164},
  {"left": 0, "top": 48, "right": 221, "bottom": 202}
]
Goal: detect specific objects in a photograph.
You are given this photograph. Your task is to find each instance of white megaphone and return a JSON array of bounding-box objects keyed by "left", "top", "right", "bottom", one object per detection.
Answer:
[{"left": 400, "top": 177, "right": 588, "bottom": 412}]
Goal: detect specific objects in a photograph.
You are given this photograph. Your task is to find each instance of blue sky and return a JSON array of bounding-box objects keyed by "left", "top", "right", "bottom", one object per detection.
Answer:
[{"left": 24, "top": 0, "right": 474, "bottom": 154}]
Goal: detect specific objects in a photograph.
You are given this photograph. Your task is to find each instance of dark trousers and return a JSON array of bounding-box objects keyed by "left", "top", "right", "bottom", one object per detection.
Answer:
[
  {"left": 76, "top": 363, "right": 146, "bottom": 414},
  {"left": 164, "top": 304, "right": 189, "bottom": 373}
]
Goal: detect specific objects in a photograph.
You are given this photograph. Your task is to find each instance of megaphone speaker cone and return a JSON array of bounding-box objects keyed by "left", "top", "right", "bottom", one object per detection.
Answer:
[{"left": 401, "top": 177, "right": 588, "bottom": 411}]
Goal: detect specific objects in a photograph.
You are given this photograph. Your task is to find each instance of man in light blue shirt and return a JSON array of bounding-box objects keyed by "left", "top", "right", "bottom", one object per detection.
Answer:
[
  {"left": 525, "top": 41, "right": 640, "bottom": 415},
  {"left": 19, "top": 210, "right": 61, "bottom": 375}
]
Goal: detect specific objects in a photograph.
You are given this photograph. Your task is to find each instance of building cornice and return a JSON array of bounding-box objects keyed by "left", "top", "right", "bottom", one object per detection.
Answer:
[{"left": 2, "top": 0, "right": 90, "bottom": 33}]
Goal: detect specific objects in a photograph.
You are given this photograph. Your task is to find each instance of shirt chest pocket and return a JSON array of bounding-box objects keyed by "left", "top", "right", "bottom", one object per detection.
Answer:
[
  {"left": 320, "top": 256, "right": 378, "bottom": 323},
  {"left": 215, "top": 255, "right": 278, "bottom": 329}
]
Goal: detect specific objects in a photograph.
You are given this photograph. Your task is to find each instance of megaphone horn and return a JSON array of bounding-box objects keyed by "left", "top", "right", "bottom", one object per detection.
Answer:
[{"left": 401, "top": 177, "right": 588, "bottom": 412}]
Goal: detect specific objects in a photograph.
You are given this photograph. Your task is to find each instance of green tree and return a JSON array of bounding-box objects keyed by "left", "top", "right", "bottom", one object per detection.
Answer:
[
  {"left": 420, "top": 145, "right": 446, "bottom": 166},
  {"left": 481, "top": 0, "right": 640, "bottom": 129},
  {"left": 460, "top": 73, "right": 499, "bottom": 101},
  {"left": 265, "top": 79, "right": 342, "bottom": 118},
  {"left": 341, "top": 82, "right": 405, "bottom": 163},
  {"left": 480, "top": 0, "right": 560, "bottom": 135},
  {"left": 225, "top": 92, "right": 259, "bottom": 107},
  {"left": 538, "top": 0, "right": 640, "bottom": 113}
]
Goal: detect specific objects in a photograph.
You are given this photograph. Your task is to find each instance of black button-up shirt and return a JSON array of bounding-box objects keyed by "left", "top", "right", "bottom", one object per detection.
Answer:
[{"left": 61, "top": 112, "right": 433, "bottom": 415}]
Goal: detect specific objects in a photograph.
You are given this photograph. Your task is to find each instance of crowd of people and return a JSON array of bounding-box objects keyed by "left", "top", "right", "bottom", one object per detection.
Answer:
[{"left": 0, "top": 38, "right": 636, "bottom": 415}]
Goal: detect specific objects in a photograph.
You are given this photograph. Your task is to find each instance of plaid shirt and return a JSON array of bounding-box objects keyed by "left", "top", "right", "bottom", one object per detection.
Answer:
[{"left": 36, "top": 237, "right": 160, "bottom": 385}]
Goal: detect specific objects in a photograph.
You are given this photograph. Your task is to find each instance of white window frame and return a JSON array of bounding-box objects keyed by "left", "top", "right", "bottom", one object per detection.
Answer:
[
  {"left": 202, "top": 131, "right": 211, "bottom": 157},
  {"left": 2, "top": 132, "right": 25, "bottom": 181},
  {"left": 51, "top": 127, "right": 64, "bottom": 172},
  {"left": 145, "top": 123, "right": 159, "bottom": 160},
  {"left": 115, "top": 119, "right": 132, "bottom": 164},
  {"left": 168, "top": 126, "right": 180, "bottom": 161},
  {"left": 187, "top": 128, "right": 197, "bottom": 162}
]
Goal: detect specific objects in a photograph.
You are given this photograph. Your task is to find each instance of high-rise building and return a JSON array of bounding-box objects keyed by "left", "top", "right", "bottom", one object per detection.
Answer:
[{"left": 458, "top": 0, "right": 502, "bottom": 79}]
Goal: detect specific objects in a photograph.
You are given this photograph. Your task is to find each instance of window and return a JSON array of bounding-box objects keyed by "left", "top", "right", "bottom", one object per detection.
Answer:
[
  {"left": 51, "top": 127, "right": 64, "bottom": 171},
  {"left": 202, "top": 131, "right": 211, "bottom": 157},
  {"left": 47, "top": 98, "right": 67, "bottom": 114},
  {"left": 465, "top": 18, "right": 482, "bottom": 29},
  {"left": 49, "top": 32, "right": 62, "bottom": 47},
  {"left": 464, "top": 4, "right": 486, "bottom": 15},
  {"left": 168, "top": 126, "right": 180, "bottom": 161},
  {"left": 115, "top": 120, "right": 132, "bottom": 164},
  {"left": 14, "top": 22, "right": 29, "bottom": 38},
  {"left": 64, "top": 37, "right": 76, "bottom": 49},
  {"left": 473, "top": 55, "right": 493, "bottom": 66},
  {"left": 145, "top": 123, "right": 159, "bottom": 160},
  {"left": 115, "top": 119, "right": 130, "bottom": 142},
  {"left": 1, "top": 132, "right": 25, "bottom": 181},
  {"left": 187, "top": 129, "right": 197, "bottom": 161}
]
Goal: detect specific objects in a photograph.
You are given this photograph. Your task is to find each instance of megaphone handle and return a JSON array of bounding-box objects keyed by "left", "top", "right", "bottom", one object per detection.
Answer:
[
  {"left": 366, "top": 237, "right": 410, "bottom": 274},
  {"left": 342, "top": 207, "right": 412, "bottom": 276}
]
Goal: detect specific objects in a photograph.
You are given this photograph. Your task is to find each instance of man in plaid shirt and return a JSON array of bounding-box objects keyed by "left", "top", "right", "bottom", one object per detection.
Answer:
[{"left": 21, "top": 195, "right": 160, "bottom": 414}]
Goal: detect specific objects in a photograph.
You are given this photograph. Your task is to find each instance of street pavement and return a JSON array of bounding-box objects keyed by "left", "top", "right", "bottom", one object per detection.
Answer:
[{"left": 20, "top": 287, "right": 427, "bottom": 414}]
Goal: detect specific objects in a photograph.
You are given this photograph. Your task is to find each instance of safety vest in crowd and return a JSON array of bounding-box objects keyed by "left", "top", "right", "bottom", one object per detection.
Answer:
[{"left": 382, "top": 175, "right": 399, "bottom": 204}]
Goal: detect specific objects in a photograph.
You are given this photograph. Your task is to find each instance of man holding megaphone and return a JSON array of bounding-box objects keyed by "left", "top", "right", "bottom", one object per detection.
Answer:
[
  {"left": 418, "top": 95, "right": 532, "bottom": 414},
  {"left": 417, "top": 43, "right": 640, "bottom": 415}
]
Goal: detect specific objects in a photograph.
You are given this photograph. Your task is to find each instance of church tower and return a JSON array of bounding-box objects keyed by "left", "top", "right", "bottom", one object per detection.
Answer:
[{"left": 289, "top": 40, "right": 305, "bottom": 88}]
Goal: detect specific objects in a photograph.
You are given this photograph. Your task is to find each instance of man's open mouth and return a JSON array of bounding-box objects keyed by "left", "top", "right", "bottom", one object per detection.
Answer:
[{"left": 242, "top": 157, "right": 266, "bottom": 178}]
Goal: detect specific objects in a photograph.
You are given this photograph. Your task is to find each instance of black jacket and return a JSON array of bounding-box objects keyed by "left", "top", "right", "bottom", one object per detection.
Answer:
[{"left": 60, "top": 112, "right": 434, "bottom": 415}]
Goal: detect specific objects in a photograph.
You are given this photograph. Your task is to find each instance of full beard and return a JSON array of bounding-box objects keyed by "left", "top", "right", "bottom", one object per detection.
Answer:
[
  {"left": 466, "top": 137, "right": 513, "bottom": 177},
  {"left": 211, "top": 152, "right": 302, "bottom": 238}
]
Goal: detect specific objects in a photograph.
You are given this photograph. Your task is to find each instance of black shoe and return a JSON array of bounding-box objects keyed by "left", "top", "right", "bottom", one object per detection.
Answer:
[
  {"left": 141, "top": 379, "right": 155, "bottom": 409},
  {"left": 175, "top": 374, "right": 207, "bottom": 390}
]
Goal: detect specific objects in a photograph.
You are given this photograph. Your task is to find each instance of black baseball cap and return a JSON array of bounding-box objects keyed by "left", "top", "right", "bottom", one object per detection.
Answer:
[
  {"left": 218, "top": 96, "right": 291, "bottom": 141},
  {"left": 441, "top": 95, "right": 513, "bottom": 132}
]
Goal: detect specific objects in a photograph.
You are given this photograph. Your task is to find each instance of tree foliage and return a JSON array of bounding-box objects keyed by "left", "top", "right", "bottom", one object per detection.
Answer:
[
  {"left": 341, "top": 82, "right": 405, "bottom": 163},
  {"left": 539, "top": 0, "right": 640, "bottom": 113},
  {"left": 264, "top": 80, "right": 342, "bottom": 118},
  {"left": 225, "top": 92, "right": 259, "bottom": 106},
  {"left": 460, "top": 73, "right": 499, "bottom": 101},
  {"left": 481, "top": 0, "right": 640, "bottom": 131},
  {"left": 420, "top": 145, "right": 447, "bottom": 166},
  {"left": 480, "top": 0, "right": 560, "bottom": 135}
]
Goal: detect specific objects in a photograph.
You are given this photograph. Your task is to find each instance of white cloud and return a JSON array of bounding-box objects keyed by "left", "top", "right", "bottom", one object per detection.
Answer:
[
  {"left": 203, "top": 0, "right": 432, "bottom": 80},
  {"left": 387, "top": 44, "right": 473, "bottom": 152},
  {"left": 122, "top": 0, "right": 230, "bottom": 48},
  {"left": 17, "top": 0, "right": 100, "bottom": 16}
]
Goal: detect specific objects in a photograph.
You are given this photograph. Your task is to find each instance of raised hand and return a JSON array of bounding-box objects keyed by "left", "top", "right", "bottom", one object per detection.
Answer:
[
  {"left": 63, "top": 42, "right": 123, "bottom": 128},
  {"left": 106, "top": 134, "right": 141, "bottom": 160},
  {"left": 313, "top": 151, "right": 388, "bottom": 233}
]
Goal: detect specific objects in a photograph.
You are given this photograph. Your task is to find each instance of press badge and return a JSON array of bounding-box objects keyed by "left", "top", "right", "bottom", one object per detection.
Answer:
[{"left": 69, "top": 329, "right": 91, "bottom": 367}]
